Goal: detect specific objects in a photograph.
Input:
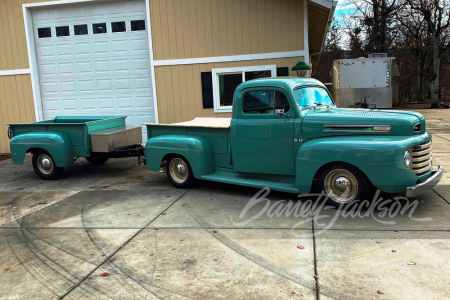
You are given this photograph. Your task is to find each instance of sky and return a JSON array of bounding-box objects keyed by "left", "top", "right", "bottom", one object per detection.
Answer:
[{"left": 331, "top": 0, "right": 361, "bottom": 48}]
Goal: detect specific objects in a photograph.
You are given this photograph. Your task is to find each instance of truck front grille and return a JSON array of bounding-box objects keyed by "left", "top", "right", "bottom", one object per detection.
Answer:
[{"left": 409, "top": 140, "right": 432, "bottom": 175}]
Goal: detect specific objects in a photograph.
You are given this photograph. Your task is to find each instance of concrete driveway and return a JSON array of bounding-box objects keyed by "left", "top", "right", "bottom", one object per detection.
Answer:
[{"left": 0, "top": 109, "right": 449, "bottom": 299}]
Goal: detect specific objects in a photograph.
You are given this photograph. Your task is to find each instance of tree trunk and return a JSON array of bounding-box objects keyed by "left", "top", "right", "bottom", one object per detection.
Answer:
[
  {"left": 430, "top": 35, "right": 440, "bottom": 108},
  {"left": 417, "top": 59, "right": 425, "bottom": 102}
]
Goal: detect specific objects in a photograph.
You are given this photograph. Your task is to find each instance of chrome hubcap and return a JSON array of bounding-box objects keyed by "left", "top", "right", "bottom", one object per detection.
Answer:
[
  {"left": 324, "top": 169, "right": 358, "bottom": 204},
  {"left": 37, "top": 154, "right": 54, "bottom": 175},
  {"left": 169, "top": 158, "right": 188, "bottom": 183}
]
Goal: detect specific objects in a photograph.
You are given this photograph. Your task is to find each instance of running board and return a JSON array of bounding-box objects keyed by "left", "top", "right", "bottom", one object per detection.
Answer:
[{"left": 200, "top": 169, "right": 299, "bottom": 194}]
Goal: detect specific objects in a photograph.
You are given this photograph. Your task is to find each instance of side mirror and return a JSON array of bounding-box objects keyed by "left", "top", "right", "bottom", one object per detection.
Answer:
[{"left": 275, "top": 109, "right": 285, "bottom": 117}]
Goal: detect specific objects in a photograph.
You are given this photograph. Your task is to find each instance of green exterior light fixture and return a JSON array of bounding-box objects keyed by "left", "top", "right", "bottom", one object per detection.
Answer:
[{"left": 292, "top": 61, "right": 311, "bottom": 77}]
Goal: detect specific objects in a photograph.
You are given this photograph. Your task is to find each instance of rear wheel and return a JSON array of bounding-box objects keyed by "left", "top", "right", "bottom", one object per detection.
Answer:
[
  {"left": 85, "top": 156, "right": 109, "bottom": 165},
  {"left": 317, "top": 163, "right": 370, "bottom": 208},
  {"left": 32, "top": 150, "right": 64, "bottom": 180},
  {"left": 166, "top": 156, "right": 195, "bottom": 188}
]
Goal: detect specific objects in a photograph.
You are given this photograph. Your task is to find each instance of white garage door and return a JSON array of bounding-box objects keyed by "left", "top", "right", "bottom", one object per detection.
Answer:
[{"left": 32, "top": 0, "right": 155, "bottom": 141}]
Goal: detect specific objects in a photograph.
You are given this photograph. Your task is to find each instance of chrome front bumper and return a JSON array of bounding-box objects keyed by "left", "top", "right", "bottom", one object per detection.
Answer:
[{"left": 405, "top": 165, "right": 444, "bottom": 198}]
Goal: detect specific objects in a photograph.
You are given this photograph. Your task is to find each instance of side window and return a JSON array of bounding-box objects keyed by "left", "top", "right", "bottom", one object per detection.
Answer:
[{"left": 243, "top": 91, "right": 290, "bottom": 114}]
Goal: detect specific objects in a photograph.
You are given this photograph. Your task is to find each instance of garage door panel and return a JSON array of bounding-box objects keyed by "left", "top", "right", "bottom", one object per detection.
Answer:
[{"left": 32, "top": 0, "right": 155, "bottom": 140}]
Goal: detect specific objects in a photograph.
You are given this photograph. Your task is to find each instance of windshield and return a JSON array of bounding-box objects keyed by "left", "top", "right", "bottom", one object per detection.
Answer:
[{"left": 293, "top": 86, "right": 334, "bottom": 108}]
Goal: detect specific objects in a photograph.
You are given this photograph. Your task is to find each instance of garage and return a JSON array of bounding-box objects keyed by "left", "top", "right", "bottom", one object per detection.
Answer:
[{"left": 31, "top": 0, "right": 155, "bottom": 140}]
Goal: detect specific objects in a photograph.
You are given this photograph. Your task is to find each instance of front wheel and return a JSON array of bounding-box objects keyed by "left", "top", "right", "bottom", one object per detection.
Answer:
[
  {"left": 32, "top": 150, "right": 64, "bottom": 180},
  {"left": 166, "top": 156, "right": 195, "bottom": 188},
  {"left": 317, "top": 163, "right": 371, "bottom": 208}
]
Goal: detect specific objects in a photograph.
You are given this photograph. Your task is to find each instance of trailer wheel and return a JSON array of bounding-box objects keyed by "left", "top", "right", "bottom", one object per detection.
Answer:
[
  {"left": 166, "top": 156, "right": 195, "bottom": 188},
  {"left": 32, "top": 150, "right": 64, "bottom": 180},
  {"left": 317, "top": 163, "right": 370, "bottom": 208},
  {"left": 85, "top": 156, "right": 109, "bottom": 165}
]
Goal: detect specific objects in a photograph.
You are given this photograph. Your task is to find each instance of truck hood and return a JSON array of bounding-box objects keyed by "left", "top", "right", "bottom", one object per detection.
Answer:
[{"left": 301, "top": 108, "right": 425, "bottom": 139}]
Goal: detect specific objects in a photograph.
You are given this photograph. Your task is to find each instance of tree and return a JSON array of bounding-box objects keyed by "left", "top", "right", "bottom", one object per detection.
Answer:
[
  {"left": 346, "top": 0, "right": 400, "bottom": 53},
  {"left": 395, "top": 4, "right": 432, "bottom": 101},
  {"left": 404, "top": 0, "right": 450, "bottom": 107}
]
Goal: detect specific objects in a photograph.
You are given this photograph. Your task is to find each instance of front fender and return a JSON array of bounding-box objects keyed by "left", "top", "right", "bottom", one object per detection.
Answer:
[
  {"left": 145, "top": 135, "right": 214, "bottom": 178},
  {"left": 10, "top": 132, "right": 74, "bottom": 167},
  {"left": 295, "top": 133, "right": 431, "bottom": 193}
]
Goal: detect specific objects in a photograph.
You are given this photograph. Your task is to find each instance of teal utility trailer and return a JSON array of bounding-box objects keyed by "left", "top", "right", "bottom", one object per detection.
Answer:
[{"left": 8, "top": 116, "right": 143, "bottom": 179}]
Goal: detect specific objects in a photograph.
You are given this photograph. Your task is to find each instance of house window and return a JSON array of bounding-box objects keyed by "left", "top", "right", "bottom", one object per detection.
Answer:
[
  {"left": 112, "top": 21, "right": 126, "bottom": 33},
  {"left": 93, "top": 23, "right": 107, "bottom": 34},
  {"left": 56, "top": 26, "right": 70, "bottom": 37},
  {"left": 74, "top": 24, "right": 88, "bottom": 35},
  {"left": 212, "top": 65, "right": 276, "bottom": 113},
  {"left": 37, "top": 27, "right": 51, "bottom": 38},
  {"left": 131, "top": 20, "right": 146, "bottom": 31}
]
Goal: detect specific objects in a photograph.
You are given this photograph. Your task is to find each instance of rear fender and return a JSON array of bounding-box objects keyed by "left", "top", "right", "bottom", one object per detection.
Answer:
[
  {"left": 10, "top": 132, "right": 74, "bottom": 167},
  {"left": 145, "top": 135, "right": 214, "bottom": 177}
]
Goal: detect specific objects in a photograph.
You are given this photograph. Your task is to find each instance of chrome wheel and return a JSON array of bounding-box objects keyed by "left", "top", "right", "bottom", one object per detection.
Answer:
[
  {"left": 169, "top": 158, "right": 188, "bottom": 184},
  {"left": 37, "top": 154, "right": 54, "bottom": 175},
  {"left": 324, "top": 169, "right": 358, "bottom": 204}
]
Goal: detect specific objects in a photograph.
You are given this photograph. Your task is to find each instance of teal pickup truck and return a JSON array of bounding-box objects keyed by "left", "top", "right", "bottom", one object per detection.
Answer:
[
  {"left": 145, "top": 77, "right": 443, "bottom": 206},
  {"left": 9, "top": 116, "right": 143, "bottom": 179}
]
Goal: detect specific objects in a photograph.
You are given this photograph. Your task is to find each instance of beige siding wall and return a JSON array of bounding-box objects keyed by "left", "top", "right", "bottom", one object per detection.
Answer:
[
  {"left": 150, "top": 0, "right": 305, "bottom": 60},
  {"left": 0, "top": 0, "right": 43, "bottom": 153},
  {"left": 155, "top": 57, "right": 304, "bottom": 123},
  {"left": 0, "top": 75, "right": 36, "bottom": 153}
]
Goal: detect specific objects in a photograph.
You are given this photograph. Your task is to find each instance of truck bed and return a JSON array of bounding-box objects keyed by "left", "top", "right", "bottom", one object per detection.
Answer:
[
  {"left": 145, "top": 118, "right": 232, "bottom": 168},
  {"left": 9, "top": 116, "right": 140, "bottom": 156}
]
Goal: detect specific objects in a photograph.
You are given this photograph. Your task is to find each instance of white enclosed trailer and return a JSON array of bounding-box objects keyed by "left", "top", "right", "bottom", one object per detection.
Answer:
[{"left": 332, "top": 55, "right": 397, "bottom": 108}]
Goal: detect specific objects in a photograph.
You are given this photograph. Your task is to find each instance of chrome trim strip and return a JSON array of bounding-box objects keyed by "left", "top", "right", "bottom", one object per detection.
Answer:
[
  {"left": 406, "top": 165, "right": 443, "bottom": 197},
  {"left": 323, "top": 130, "right": 385, "bottom": 133},
  {"left": 323, "top": 124, "right": 391, "bottom": 128}
]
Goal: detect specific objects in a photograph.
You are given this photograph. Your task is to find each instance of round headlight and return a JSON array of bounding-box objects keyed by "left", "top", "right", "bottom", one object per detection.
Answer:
[{"left": 404, "top": 150, "right": 411, "bottom": 168}]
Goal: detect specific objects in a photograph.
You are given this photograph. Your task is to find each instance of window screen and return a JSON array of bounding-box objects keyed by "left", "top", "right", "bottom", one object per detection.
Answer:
[
  {"left": 218, "top": 73, "right": 242, "bottom": 107},
  {"left": 244, "top": 70, "right": 272, "bottom": 81}
]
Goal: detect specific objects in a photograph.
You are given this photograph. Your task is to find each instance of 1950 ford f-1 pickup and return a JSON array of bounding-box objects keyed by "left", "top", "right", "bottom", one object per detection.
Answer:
[{"left": 145, "top": 77, "right": 443, "bottom": 206}]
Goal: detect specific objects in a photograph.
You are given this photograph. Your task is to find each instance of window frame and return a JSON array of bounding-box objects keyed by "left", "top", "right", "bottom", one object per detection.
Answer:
[{"left": 211, "top": 65, "right": 277, "bottom": 113}]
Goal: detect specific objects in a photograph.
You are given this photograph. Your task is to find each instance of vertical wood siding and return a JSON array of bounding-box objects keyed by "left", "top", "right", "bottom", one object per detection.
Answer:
[
  {"left": 0, "top": 75, "right": 35, "bottom": 153},
  {"left": 0, "top": 0, "right": 53, "bottom": 153},
  {"left": 150, "top": 0, "right": 305, "bottom": 60},
  {"left": 155, "top": 57, "right": 304, "bottom": 123}
]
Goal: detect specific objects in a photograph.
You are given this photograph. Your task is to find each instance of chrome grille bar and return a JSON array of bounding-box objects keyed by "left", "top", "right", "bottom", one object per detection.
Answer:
[{"left": 409, "top": 140, "right": 432, "bottom": 175}]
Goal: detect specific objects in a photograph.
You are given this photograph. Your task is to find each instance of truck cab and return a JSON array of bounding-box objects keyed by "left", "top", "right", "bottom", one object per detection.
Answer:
[{"left": 145, "top": 77, "right": 443, "bottom": 207}]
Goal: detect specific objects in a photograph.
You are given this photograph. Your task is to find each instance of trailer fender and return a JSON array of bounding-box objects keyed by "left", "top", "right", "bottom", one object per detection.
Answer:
[
  {"left": 10, "top": 132, "right": 74, "bottom": 167},
  {"left": 145, "top": 135, "right": 214, "bottom": 177}
]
